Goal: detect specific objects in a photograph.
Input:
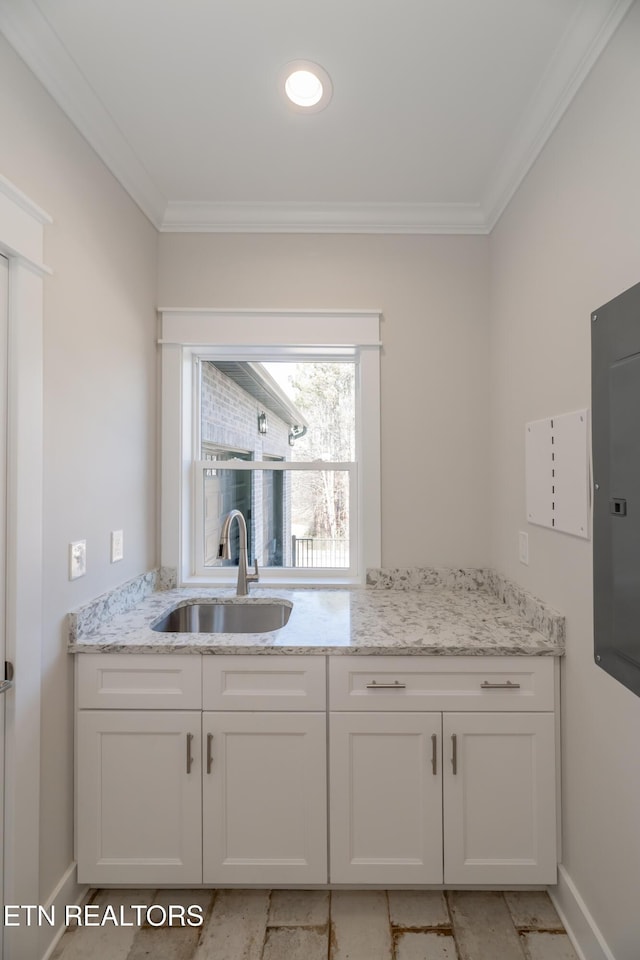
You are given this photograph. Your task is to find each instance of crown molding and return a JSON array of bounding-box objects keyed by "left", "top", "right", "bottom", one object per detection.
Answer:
[
  {"left": 160, "top": 201, "right": 488, "bottom": 234},
  {"left": 483, "top": 0, "right": 634, "bottom": 232},
  {"left": 0, "top": 0, "right": 167, "bottom": 227}
]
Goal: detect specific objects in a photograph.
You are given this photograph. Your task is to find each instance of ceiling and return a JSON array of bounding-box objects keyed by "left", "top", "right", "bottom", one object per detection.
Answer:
[{"left": 0, "top": 0, "right": 633, "bottom": 233}]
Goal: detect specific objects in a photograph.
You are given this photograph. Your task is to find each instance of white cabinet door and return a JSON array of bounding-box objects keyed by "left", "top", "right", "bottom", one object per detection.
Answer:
[
  {"left": 329, "top": 712, "right": 443, "bottom": 883},
  {"left": 443, "top": 712, "right": 557, "bottom": 884},
  {"left": 202, "top": 712, "right": 327, "bottom": 884},
  {"left": 76, "top": 710, "right": 202, "bottom": 884}
]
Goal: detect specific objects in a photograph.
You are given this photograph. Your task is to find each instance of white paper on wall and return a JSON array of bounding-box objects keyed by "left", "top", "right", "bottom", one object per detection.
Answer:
[{"left": 525, "top": 409, "right": 590, "bottom": 539}]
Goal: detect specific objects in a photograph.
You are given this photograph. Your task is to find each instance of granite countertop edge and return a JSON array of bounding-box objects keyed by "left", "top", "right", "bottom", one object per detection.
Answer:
[{"left": 69, "top": 641, "right": 560, "bottom": 656}]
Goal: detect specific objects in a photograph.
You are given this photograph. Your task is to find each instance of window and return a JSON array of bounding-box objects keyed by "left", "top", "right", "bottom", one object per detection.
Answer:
[
  {"left": 200, "top": 444, "right": 252, "bottom": 566},
  {"left": 262, "top": 456, "right": 284, "bottom": 567},
  {"left": 160, "top": 310, "right": 381, "bottom": 585},
  {"left": 195, "top": 359, "right": 356, "bottom": 575}
]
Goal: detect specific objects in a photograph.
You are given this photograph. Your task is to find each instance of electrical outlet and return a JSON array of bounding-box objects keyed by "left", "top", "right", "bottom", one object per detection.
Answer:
[
  {"left": 111, "top": 529, "right": 124, "bottom": 563},
  {"left": 518, "top": 531, "right": 529, "bottom": 565},
  {"left": 69, "top": 540, "right": 87, "bottom": 580}
]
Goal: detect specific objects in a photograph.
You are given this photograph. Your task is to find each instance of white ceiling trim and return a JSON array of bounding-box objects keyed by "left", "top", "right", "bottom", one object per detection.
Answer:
[
  {"left": 160, "top": 201, "right": 488, "bottom": 235},
  {"left": 483, "top": 0, "right": 635, "bottom": 231},
  {"left": 0, "top": 0, "right": 632, "bottom": 236},
  {"left": 0, "top": 0, "right": 167, "bottom": 227}
]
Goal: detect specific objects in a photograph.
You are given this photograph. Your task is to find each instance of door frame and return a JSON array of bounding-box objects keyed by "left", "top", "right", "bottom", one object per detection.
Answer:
[
  {"left": 0, "top": 252, "right": 7, "bottom": 960},
  {"left": 0, "top": 173, "right": 49, "bottom": 959}
]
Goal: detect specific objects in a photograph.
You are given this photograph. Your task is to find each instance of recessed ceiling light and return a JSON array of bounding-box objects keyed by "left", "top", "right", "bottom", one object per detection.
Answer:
[
  {"left": 281, "top": 60, "right": 332, "bottom": 113},
  {"left": 286, "top": 70, "right": 323, "bottom": 107}
]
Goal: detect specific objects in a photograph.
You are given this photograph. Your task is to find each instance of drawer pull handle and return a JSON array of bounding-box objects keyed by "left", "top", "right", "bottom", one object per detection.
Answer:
[
  {"left": 365, "top": 680, "right": 407, "bottom": 689},
  {"left": 431, "top": 734, "right": 437, "bottom": 775},
  {"left": 186, "top": 733, "right": 194, "bottom": 774},
  {"left": 451, "top": 734, "right": 457, "bottom": 775},
  {"left": 207, "top": 733, "right": 214, "bottom": 774},
  {"left": 480, "top": 680, "right": 521, "bottom": 690}
]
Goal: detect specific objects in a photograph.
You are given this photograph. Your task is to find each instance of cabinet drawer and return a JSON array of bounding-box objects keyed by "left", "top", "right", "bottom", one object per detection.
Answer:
[
  {"left": 329, "top": 656, "right": 555, "bottom": 711},
  {"left": 77, "top": 654, "right": 202, "bottom": 709},
  {"left": 203, "top": 655, "right": 326, "bottom": 710}
]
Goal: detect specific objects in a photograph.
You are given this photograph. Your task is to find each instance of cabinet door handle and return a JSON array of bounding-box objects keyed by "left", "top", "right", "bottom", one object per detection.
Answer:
[
  {"left": 206, "top": 733, "right": 214, "bottom": 774},
  {"left": 480, "top": 680, "right": 521, "bottom": 690},
  {"left": 186, "top": 733, "right": 194, "bottom": 774},
  {"left": 365, "top": 680, "right": 407, "bottom": 689},
  {"left": 451, "top": 734, "right": 457, "bottom": 775},
  {"left": 431, "top": 734, "right": 437, "bottom": 775}
]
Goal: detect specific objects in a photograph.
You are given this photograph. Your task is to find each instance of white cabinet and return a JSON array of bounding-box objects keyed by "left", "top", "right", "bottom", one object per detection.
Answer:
[
  {"left": 203, "top": 712, "right": 327, "bottom": 884},
  {"left": 76, "top": 654, "right": 204, "bottom": 885},
  {"left": 76, "top": 710, "right": 202, "bottom": 884},
  {"left": 202, "top": 654, "right": 326, "bottom": 711},
  {"left": 329, "top": 712, "right": 443, "bottom": 883},
  {"left": 77, "top": 652, "right": 201, "bottom": 709},
  {"left": 76, "top": 651, "right": 558, "bottom": 888},
  {"left": 329, "top": 657, "right": 557, "bottom": 885},
  {"left": 443, "top": 712, "right": 557, "bottom": 884},
  {"left": 443, "top": 713, "right": 556, "bottom": 884},
  {"left": 76, "top": 654, "right": 327, "bottom": 886},
  {"left": 329, "top": 654, "right": 554, "bottom": 712},
  {"left": 201, "top": 656, "right": 327, "bottom": 884}
]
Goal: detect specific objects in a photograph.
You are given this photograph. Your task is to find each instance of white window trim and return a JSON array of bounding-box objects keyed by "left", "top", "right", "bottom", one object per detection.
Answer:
[{"left": 159, "top": 309, "right": 381, "bottom": 587}]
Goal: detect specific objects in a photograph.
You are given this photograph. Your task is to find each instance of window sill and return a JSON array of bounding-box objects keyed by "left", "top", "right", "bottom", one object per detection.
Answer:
[{"left": 179, "top": 574, "right": 362, "bottom": 589}]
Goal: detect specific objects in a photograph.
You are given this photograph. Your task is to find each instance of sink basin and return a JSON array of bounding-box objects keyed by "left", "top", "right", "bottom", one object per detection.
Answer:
[{"left": 151, "top": 601, "right": 292, "bottom": 634}]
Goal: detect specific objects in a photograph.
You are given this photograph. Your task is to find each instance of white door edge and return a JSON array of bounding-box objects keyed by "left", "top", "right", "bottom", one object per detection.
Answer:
[
  {"left": 0, "top": 176, "right": 48, "bottom": 960},
  {"left": 0, "top": 253, "right": 8, "bottom": 960}
]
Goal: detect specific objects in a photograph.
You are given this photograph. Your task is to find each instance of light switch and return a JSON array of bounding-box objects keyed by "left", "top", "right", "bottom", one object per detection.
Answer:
[
  {"left": 111, "top": 529, "right": 124, "bottom": 563},
  {"left": 518, "top": 531, "right": 529, "bottom": 565}
]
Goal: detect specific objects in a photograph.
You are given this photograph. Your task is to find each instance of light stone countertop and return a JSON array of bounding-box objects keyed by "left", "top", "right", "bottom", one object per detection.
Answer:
[{"left": 68, "top": 582, "right": 563, "bottom": 657}]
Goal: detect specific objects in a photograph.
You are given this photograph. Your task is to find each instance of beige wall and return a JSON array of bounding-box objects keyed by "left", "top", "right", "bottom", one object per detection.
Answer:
[
  {"left": 158, "top": 232, "right": 491, "bottom": 568},
  {"left": 489, "top": 5, "right": 640, "bottom": 957},
  {"left": 0, "top": 36, "right": 158, "bottom": 902}
]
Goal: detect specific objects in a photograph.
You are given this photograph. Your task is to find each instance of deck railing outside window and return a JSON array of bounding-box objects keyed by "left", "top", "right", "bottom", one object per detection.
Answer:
[{"left": 292, "top": 536, "right": 349, "bottom": 568}]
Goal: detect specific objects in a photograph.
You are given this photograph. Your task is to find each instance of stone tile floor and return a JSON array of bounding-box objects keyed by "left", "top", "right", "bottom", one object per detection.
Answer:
[{"left": 51, "top": 888, "right": 579, "bottom": 960}]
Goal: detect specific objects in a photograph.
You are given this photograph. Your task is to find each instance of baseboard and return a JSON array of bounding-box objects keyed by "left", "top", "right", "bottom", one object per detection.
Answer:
[
  {"left": 39, "top": 862, "right": 89, "bottom": 960},
  {"left": 548, "top": 864, "right": 616, "bottom": 960}
]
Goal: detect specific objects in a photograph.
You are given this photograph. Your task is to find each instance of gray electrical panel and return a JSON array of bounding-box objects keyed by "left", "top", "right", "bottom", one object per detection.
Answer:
[{"left": 592, "top": 279, "right": 640, "bottom": 698}]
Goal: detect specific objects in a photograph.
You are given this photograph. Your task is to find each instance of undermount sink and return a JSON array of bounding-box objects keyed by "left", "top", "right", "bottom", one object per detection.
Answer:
[{"left": 151, "top": 600, "right": 292, "bottom": 634}]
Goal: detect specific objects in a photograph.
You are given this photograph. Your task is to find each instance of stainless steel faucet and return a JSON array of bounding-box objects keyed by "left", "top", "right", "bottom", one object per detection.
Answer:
[{"left": 217, "top": 509, "right": 260, "bottom": 596}]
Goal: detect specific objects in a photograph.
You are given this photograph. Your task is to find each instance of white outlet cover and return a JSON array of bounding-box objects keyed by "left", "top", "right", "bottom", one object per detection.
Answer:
[
  {"left": 111, "top": 529, "right": 124, "bottom": 563},
  {"left": 69, "top": 540, "right": 87, "bottom": 580}
]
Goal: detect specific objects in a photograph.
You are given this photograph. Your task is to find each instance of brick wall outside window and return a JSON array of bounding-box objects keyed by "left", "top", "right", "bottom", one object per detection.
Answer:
[{"left": 201, "top": 362, "right": 293, "bottom": 566}]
